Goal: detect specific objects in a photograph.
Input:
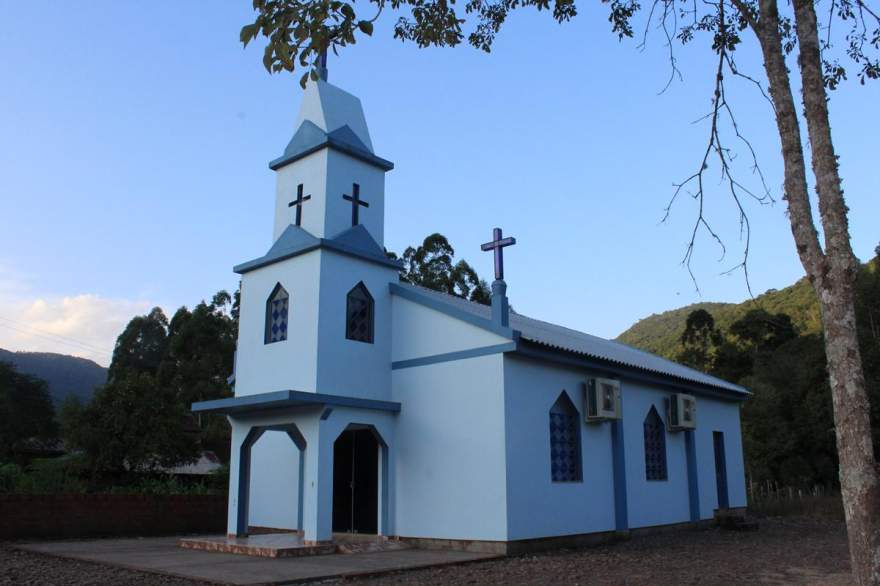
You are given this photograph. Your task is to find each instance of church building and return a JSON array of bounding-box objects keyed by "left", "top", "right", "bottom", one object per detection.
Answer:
[{"left": 191, "top": 68, "right": 748, "bottom": 553}]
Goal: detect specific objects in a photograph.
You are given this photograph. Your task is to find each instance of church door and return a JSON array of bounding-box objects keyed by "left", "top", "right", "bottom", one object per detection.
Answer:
[
  {"left": 713, "top": 431, "right": 729, "bottom": 510},
  {"left": 332, "top": 428, "right": 379, "bottom": 533}
]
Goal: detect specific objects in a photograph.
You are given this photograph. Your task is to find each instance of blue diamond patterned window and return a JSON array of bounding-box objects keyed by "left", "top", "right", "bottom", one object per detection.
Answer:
[
  {"left": 346, "top": 282, "right": 374, "bottom": 343},
  {"left": 265, "top": 284, "right": 289, "bottom": 344},
  {"left": 644, "top": 406, "right": 668, "bottom": 481},
  {"left": 549, "top": 392, "right": 582, "bottom": 483}
]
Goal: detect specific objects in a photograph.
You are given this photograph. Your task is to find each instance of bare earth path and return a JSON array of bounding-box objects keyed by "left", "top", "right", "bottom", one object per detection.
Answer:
[{"left": 0, "top": 517, "right": 851, "bottom": 585}]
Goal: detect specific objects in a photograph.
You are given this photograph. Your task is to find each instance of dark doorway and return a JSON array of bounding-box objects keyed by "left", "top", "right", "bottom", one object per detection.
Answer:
[
  {"left": 713, "top": 431, "right": 729, "bottom": 510},
  {"left": 332, "top": 428, "right": 379, "bottom": 533}
]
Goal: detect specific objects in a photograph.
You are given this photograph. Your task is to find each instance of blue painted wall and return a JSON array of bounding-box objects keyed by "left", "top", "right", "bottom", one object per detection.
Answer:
[
  {"left": 499, "top": 353, "right": 747, "bottom": 538},
  {"left": 621, "top": 383, "right": 692, "bottom": 528},
  {"left": 315, "top": 251, "right": 397, "bottom": 401},
  {"left": 693, "top": 400, "right": 748, "bottom": 516},
  {"left": 503, "top": 356, "right": 616, "bottom": 540}
]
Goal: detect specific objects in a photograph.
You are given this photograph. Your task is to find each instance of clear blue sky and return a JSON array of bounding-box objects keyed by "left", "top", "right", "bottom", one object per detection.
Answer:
[{"left": 1, "top": 2, "right": 877, "bottom": 365}]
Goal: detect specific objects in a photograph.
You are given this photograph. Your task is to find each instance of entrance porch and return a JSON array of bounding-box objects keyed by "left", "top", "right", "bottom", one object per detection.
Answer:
[{"left": 190, "top": 389, "right": 400, "bottom": 545}]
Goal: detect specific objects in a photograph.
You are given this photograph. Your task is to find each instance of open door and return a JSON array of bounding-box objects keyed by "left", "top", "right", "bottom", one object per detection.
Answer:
[{"left": 332, "top": 428, "right": 379, "bottom": 534}]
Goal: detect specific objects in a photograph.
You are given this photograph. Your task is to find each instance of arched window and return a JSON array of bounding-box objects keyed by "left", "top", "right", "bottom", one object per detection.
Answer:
[
  {"left": 549, "top": 391, "right": 582, "bottom": 482},
  {"left": 346, "top": 282, "right": 374, "bottom": 343},
  {"left": 644, "top": 406, "right": 668, "bottom": 481},
  {"left": 265, "top": 284, "right": 289, "bottom": 344}
]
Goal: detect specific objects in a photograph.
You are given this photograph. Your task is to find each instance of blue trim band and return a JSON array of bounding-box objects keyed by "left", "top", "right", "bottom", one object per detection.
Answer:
[
  {"left": 391, "top": 342, "right": 517, "bottom": 370},
  {"left": 611, "top": 419, "right": 629, "bottom": 531},
  {"left": 389, "top": 283, "right": 517, "bottom": 340},
  {"left": 192, "top": 389, "right": 401, "bottom": 415},
  {"left": 269, "top": 137, "right": 394, "bottom": 172},
  {"left": 235, "top": 240, "right": 401, "bottom": 274},
  {"left": 685, "top": 430, "right": 701, "bottom": 522}
]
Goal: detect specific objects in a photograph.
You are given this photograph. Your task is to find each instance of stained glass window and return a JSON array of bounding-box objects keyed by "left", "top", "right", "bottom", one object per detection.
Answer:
[
  {"left": 549, "top": 392, "right": 582, "bottom": 482},
  {"left": 265, "top": 284, "right": 289, "bottom": 344},
  {"left": 346, "top": 282, "right": 374, "bottom": 343},
  {"left": 644, "top": 406, "right": 668, "bottom": 481}
]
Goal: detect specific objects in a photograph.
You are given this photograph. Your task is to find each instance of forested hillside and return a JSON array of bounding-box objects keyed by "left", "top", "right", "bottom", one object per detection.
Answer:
[
  {"left": 0, "top": 349, "right": 107, "bottom": 405},
  {"left": 617, "top": 254, "right": 880, "bottom": 489},
  {"left": 617, "top": 276, "right": 822, "bottom": 360}
]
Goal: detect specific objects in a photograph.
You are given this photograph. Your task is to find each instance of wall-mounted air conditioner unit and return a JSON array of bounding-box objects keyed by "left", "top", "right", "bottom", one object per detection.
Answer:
[
  {"left": 668, "top": 393, "right": 697, "bottom": 431},
  {"left": 584, "top": 378, "right": 621, "bottom": 422}
]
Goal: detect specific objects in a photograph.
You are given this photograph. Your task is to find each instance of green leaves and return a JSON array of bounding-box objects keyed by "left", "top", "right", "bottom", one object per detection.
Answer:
[
  {"left": 240, "top": 23, "right": 259, "bottom": 46},
  {"left": 394, "top": 233, "right": 492, "bottom": 305},
  {"left": 358, "top": 20, "right": 374, "bottom": 35}
]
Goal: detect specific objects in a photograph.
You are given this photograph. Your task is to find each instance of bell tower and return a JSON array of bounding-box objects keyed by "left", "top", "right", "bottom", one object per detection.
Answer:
[
  {"left": 231, "top": 71, "right": 400, "bottom": 403},
  {"left": 269, "top": 79, "right": 394, "bottom": 245}
]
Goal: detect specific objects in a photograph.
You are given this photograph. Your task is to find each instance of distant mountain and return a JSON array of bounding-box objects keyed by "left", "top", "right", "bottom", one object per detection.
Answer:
[
  {"left": 0, "top": 349, "right": 107, "bottom": 405},
  {"left": 616, "top": 275, "right": 822, "bottom": 359}
]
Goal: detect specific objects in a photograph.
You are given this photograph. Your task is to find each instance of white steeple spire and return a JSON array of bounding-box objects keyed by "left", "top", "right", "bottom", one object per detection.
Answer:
[{"left": 268, "top": 76, "right": 393, "bottom": 246}]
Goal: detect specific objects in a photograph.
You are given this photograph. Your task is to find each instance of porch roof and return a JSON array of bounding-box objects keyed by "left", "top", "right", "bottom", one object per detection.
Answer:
[{"left": 191, "top": 390, "right": 401, "bottom": 416}]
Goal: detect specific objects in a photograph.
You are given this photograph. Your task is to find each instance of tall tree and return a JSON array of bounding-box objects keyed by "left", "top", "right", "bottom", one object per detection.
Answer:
[
  {"left": 63, "top": 372, "right": 198, "bottom": 475},
  {"left": 676, "top": 309, "right": 723, "bottom": 371},
  {"left": 159, "top": 292, "right": 236, "bottom": 459},
  {"left": 240, "top": 1, "right": 879, "bottom": 580},
  {"left": 0, "top": 363, "right": 56, "bottom": 461},
  {"left": 107, "top": 307, "right": 169, "bottom": 382},
  {"left": 393, "top": 233, "right": 491, "bottom": 304}
]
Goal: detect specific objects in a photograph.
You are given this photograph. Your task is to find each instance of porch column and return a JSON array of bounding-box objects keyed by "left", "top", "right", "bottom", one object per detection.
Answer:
[
  {"left": 300, "top": 416, "right": 333, "bottom": 543},
  {"left": 226, "top": 420, "right": 260, "bottom": 537}
]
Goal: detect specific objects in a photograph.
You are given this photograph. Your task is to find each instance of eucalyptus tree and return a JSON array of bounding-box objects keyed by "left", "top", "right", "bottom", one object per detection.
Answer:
[
  {"left": 394, "top": 233, "right": 492, "bottom": 304},
  {"left": 240, "top": 0, "right": 879, "bottom": 580}
]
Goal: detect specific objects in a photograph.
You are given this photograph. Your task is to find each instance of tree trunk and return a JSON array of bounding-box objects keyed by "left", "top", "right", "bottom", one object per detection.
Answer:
[
  {"left": 749, "top": 0, "right": 880, "bottom": 583},
  {"left": 791, "top": 2, "right": 880, "bottom": 583}
]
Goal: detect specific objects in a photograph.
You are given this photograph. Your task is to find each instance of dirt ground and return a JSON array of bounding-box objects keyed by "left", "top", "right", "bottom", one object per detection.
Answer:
[{"left": 0, "top": 517, "right": 851, "bottom": 585}]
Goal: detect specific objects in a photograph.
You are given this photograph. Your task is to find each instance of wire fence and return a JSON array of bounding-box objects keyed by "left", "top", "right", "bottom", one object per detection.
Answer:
[{"left": 747, "top": 481, "right": 842, "bottom": 519}]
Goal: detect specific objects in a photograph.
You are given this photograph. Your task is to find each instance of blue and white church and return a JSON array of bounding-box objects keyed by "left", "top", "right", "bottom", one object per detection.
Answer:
[{"left": 192, "top": 69, "right": 749, "bottom": 553}]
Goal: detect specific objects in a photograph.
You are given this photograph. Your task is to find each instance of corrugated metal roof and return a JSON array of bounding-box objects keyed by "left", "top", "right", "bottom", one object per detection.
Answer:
[{"left": 394, "top": 282, "right": 748, "bottom": 395}]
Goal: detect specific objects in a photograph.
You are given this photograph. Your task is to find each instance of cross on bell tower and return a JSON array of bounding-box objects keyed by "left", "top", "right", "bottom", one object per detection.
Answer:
[
  {"left": 287, "top": 184, "right": 311, "bottom": 227},
  {"left": 269, "top": 59, "right": 392, "bottom": 245},
  {"left": 343, "top": 183, "right": 369, "bottom": 226}
]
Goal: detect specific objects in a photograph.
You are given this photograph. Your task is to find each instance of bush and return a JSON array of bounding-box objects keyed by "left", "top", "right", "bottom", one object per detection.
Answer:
[
  {"left": 0, "top": 463, "right": 24, "bottom": 492},
  {"left": 107, "top": 474, "right": 224, "bottom": 495},
  {"left": 1, "top": 456, "right": 89, "bottom": 494}
]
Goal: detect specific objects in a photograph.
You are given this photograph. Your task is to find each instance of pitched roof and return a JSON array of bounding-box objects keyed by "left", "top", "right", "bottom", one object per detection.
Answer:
[
  {"left": 392, "top": 282, "right": 748, "bottom": 396},
  {"left": 269, "top": 79, "right": 392, "bottom": 171},
  {"left": 234, "top": 224, "right": 402, "bottom": 274},
  {"left": 269, "top": 120, "right": 393, "bottom": 171}
]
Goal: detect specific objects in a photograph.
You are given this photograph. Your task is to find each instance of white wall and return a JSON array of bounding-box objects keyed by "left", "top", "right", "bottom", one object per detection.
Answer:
[
  {"left": 248, "top": 431, "right": 300, "bottom": 530},
  {"left": 234, "top": 252, "right": 322, "bottom": 396},
  {"left": 391, "top": 296, "right": 510, "bottom": 362},
  {"left": 502, "top": 356, "right": 616, "bottom": 540},
  {"left": 273, "top": 150, "right": 329, "bottom": 241},
  {"left": 391, "top": 354, "right": 508, "bottom": 541}
]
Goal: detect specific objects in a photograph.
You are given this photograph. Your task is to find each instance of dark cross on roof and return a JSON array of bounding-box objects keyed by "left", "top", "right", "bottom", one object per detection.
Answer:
[
  {"left": 287, "top": 184, "right": 311, "bottom": 227},
  {"left": 343, "top": 183, "right": 369, "bottom": 226},
  {"left": 481, "top": 227, "right": 516, "bottom": 281}
]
